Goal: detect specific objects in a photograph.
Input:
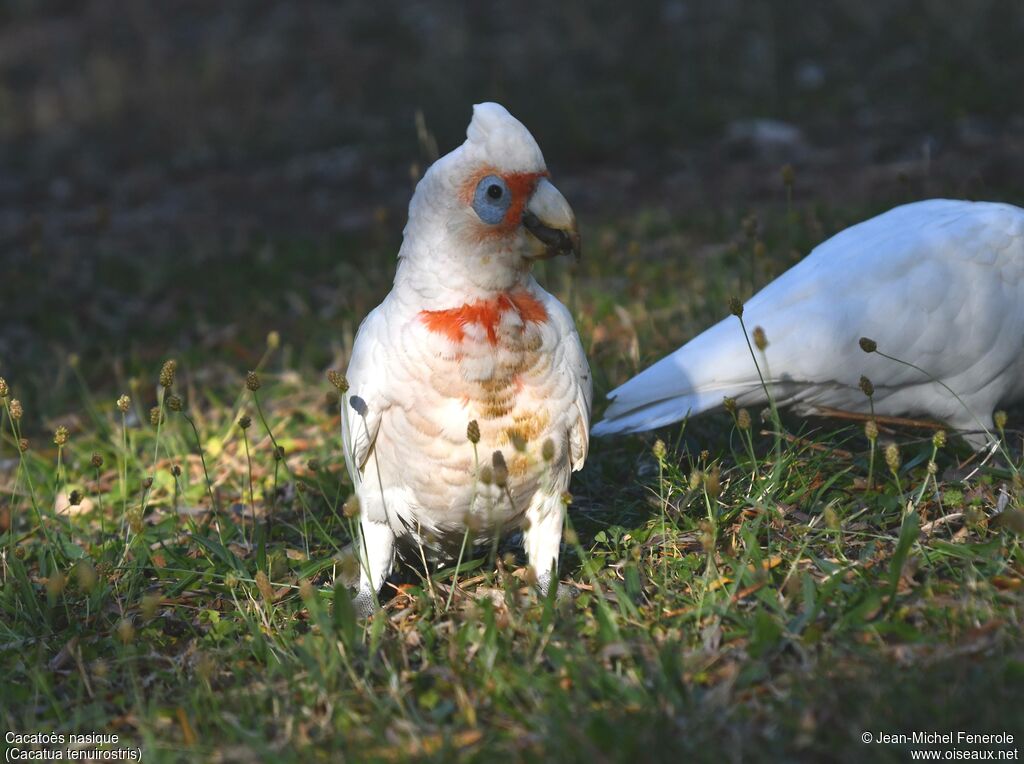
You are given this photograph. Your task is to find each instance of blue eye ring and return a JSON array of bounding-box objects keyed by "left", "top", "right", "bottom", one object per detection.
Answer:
[{"left": 472, "top": 175, "right": 511, "bottom": 225}]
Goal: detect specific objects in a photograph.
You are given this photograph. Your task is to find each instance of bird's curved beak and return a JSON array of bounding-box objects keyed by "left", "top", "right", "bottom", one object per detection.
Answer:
[{"left": 523, "top": 177, "right": 581, "bottom": 261}]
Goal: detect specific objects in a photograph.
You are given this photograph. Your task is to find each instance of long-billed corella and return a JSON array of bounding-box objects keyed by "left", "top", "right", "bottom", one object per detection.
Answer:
[
  {"left": 343, "top": 103, "right": 591, "bottom": 613},
  {"left": 593, "top": 199, "right": 1024, "bottom": 448}
]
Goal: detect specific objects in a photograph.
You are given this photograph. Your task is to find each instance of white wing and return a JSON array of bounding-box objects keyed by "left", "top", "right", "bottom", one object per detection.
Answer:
[
  {"left": 541, "top": 290, "right": 592, "bottom": 470},
  {"left": 593, "top": 199, "right": 1024, "bottom": 435},
  {"left": 342, "top": 304, "right": 393, "bottom": 486}
]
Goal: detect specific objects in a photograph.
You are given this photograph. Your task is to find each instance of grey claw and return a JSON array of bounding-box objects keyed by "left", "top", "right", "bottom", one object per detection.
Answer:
[
  {"left": 555, "top": 582, "right": 579, "bottom": 604},
  {"left": 537, "top": 574, "right": 578, "bottom": 605},
  {"left": 353, "top": 588, "right": 380, "bottom": 618}
]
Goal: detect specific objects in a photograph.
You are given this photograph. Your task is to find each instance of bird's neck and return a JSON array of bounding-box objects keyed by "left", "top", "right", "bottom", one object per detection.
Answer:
[{"left": 394, "top": 246, "right": 536, "bottom": 311}]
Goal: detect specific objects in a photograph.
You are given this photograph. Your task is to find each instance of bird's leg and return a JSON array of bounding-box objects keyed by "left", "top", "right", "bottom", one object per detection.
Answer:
[
  {"left": 353, "top": 518, "right": 395, "bottom": 617},
  {"left": 523, "top": 491, "right": 570, "bottom": 600}
]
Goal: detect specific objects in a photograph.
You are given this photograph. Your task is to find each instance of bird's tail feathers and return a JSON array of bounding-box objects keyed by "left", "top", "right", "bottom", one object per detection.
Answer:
[
  {"left": 590, "top": 382, "right": 767, "bottom": 435},
  {"left": 591, "top": 316, "right": 778, "bottom": 436}
]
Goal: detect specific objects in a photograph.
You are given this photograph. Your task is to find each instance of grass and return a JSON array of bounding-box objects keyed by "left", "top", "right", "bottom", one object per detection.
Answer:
[{"left": 2, "top": 188, "right": 1024, "bottom": 763}]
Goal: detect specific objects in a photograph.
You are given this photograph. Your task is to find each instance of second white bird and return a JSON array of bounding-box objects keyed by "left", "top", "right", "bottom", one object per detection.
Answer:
[{"left": 593, "top": 199, "right": 1024, "bottom": 447}]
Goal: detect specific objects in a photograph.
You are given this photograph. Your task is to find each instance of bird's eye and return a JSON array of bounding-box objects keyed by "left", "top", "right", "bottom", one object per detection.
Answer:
[{"left": 472, "top": 175, "right": 511, "bottom": 225}]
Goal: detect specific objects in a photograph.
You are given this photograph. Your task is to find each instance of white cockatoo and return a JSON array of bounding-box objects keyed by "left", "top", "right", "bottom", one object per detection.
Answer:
[
  {"left": 593, "top": 199, "right": 1024, "bottom": 447},
  {"left": 343, "top": 103, "right": 591, "bottom": 612}
]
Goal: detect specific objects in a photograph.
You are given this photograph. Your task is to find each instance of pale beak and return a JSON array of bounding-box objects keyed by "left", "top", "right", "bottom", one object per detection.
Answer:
[{"left": 523, "top": 177, "right": 581, "bottom": 261}]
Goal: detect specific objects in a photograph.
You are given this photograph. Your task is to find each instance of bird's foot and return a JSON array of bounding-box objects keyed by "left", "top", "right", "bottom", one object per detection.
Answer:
[
  {"left": 352, "top": 588, "right": 381, "bottom": 619},
  {"left": 554, "top": 582, "right": 579, "bottom": 605},
  {"left": 537, "top": 574, "right": 578, "bottom": 606}
]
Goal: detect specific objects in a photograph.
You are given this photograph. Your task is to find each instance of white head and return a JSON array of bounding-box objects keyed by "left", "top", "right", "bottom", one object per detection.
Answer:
[{"left": 396, "top": 103, "right": 579, "bottom": 299}]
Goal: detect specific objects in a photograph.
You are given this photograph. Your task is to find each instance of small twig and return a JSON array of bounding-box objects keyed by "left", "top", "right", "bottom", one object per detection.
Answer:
[
  {"left": 920, "top": 512, "right": 964, "bottom": 534},
  {"left": 758, "top": 430, "right": 853, "bottom": 459},
  {"left": 958, "top": 441, "right": 1000, "bottom": 485},
  {"left": 813, "top": 406, "right": 945, "bottom": 431}
]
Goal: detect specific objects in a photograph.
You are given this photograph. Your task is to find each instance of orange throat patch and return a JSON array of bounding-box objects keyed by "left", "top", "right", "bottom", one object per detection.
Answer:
[{"left": 418, "top": 291, "right": 548, "bottom": 345}]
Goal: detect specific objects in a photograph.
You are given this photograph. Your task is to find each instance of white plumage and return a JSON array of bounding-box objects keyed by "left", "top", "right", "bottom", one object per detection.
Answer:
[
  {"left": 593, "top": 200, "right": 1024, "bottom": 447},
  {"left": 343, "top": 103, "right": 591, "bottom": 611}
]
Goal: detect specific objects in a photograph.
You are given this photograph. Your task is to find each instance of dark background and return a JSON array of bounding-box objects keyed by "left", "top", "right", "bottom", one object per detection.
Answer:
[{"left": 2, "top": 0, "right": 1024, "bottom": 394}]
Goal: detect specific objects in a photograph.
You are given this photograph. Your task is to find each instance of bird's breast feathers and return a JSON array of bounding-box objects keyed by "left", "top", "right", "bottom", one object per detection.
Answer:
[
  {"left": 412, "top": 289, "right": 571, "bottom": 451},
  {"left": 418, "top": 290, "right": 548, "bottom": 346},
  {"left": 356, "top": 287, "right": 581, "bottom": 531}
]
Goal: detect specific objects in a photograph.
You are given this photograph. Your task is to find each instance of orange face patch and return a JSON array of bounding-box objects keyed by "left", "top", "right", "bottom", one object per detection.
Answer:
[
  {"left": 461, "top": 168, "right": 548, "bottom": 234},
  {"left": 419, "top": 291, "right": 548, "bottom": 345}
]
